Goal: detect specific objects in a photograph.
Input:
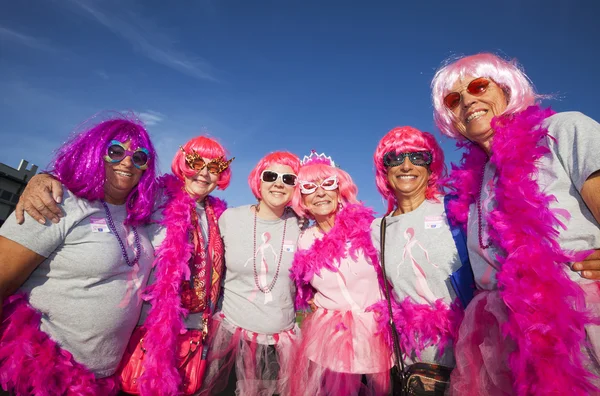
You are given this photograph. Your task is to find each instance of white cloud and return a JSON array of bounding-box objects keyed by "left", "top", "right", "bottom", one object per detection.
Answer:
[
  {"left": 0, "top": 26, "right": 57, "bottom": 52},
  {"left": 64, "top": 0, "right": 218, "bottom": 82},
  {"left": 138, "top": 110, "right": 165, "bottom": 126}
]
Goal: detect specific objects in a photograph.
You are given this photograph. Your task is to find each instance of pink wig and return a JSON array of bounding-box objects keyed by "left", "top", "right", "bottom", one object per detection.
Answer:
[
  {"left": 248, "top": 151, "right": 300, "bottom": 200},
  {"left": 431, "top": 53, "right": 538, "bottom": 139},
  {"left": 49, "top": 114, "right": 158, "bottom": 226},
  {"left": 171, "top": 135, "right": 232, "bottom": 190},
  {"left": 291, "top": 163, "right": 359, "bottom": 218},
  {"left": 374, "top": 126, "right": 446, "bottom": 214}
]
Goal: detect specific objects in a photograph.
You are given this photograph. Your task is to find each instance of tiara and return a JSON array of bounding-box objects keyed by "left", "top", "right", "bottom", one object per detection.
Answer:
[{"left": 300, "top": 150, "right": 336, "bottom": 167}]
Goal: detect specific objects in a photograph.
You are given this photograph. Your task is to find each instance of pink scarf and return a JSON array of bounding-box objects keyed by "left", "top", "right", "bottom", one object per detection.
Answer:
[
  {"left": 446, "top": 105, "right": 598, "bottom": 395},
  {"left": 137, "top": 174, "right": 227, "bottom": 396}
]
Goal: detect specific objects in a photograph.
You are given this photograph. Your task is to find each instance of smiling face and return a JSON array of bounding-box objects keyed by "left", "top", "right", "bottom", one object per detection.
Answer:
[
  {"left": 103, "top": 140, "right": 144, "bottom": 204},
  {"left": 386, "top": 155, "right": 430, "bottom": 202},
  {"left": 302, "top": 178, "right": 340, "bottom": 220},
  {"left": 449, "top": 76, "right": 508, "bottom": 150},
  {"left": 184, "top": 156, "right": 220, "bottom": 201},
  {"left": 259, "top": 163, "right": 296, "bottom": 213}
]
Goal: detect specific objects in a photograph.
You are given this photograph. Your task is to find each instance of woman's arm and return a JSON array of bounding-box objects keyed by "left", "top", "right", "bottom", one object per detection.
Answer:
[
  {"left": 571, "top": 171, "right": 600, "bottom": 279},
  {"left": 0, "top": 236, "right": 46, "bottom": 317},
  {"left": 15, "top": 174, "right": 64, "bottom": 225}
]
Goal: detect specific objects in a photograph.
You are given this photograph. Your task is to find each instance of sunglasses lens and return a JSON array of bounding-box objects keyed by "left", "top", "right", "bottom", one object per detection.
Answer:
[
  {"left": 468, "top": 78, "right": 490, "bottom": 95},
  {"left": 132, "top": 151, "right": 149, "bottom": 167},
  {"left": 190, "top": 159, "right": 206, "bottom": 171},
  {"left": 409, "top": 152, "right": 432, "bottom": 166},
  {"left": 383, "top": 152, "right": 403, "bottom": 167},
  {"left": 107, "top": 144, "right": 125, "bottom": 161},
  {"left": 262, "top": 171, "right": 278, "bottom": 183},
  {"left": 206, "top": 162, "right": 221, "bottom": 174},
  {"left": 300, "top": 182, "right": 317, "bottom": 193},
  {"left": 321, "top": 178, "right": 336, "bottom": 189},
  {"left": 282, "top": 174, "right": 297, "bottom": 186},
  {"left": 443, "top": 92, "right": 461, "bottom": 109}
]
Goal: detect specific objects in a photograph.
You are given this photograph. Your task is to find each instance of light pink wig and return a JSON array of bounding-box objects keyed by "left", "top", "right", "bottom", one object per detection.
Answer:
[
  {"left": 374, "top": 126, "right": 446, "bottom": 214},
  {"left": 291, "top": 163, "right": 359, "bottom": 218},
  {"left": 248, "top": 151, "right": 301, "bottom": 200},
  {"left": 171, "top": 135, "right": 232, "bottom": 190},
  {"left": 431, "top": 53, "right": 538, "bottom": 139}
]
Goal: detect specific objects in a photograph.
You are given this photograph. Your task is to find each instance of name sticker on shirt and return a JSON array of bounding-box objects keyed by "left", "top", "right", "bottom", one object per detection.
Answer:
[
  {"left": 283, "top": 240, "right": 295, "bottom": 253},
  {"left": 90, "top": 217, "right": 111, "bottom": 233},
  {"left": 424, "top": 215, "right": 444, "bottom": 230}
]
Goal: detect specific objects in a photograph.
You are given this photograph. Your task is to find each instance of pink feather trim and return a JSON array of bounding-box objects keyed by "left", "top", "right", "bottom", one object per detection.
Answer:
[
  {"left": 137, "top": 174, "right": 227, "bottom": 396},
  {"left": 290, "top": 203, "right": 385, "bottom": 310},
  {"left": 446, "top": 106, "right": 599, "bottom": 395},
  {"left": 368, "top": 297, "right": 463, "bottom": 359},
  {"left": 0, "top": 293, "right": 119, "bottom": 396}
]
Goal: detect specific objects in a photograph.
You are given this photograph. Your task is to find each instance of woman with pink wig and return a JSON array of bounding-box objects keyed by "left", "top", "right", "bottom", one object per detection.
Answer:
[
  {"left": 200, "top": 151, "right": 303, "bottom": 396},
  {"left": 288, "top": 151, "right": 392, "bottom": 396},
  {"left": 0, "top": 115, "right": 158, "bottom": 395},
  {"left": 370, "top": 127, "right": 464, "bottom": 395},
  {"left": 432, "top": 52, "right": 600, "bottom": 395}
]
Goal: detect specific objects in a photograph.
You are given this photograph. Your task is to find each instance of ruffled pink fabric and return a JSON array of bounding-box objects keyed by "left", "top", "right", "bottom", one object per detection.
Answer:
[
  {"left": 199, "top": 314, "right": 298, "bottom": 396},
  {"left": 289, "top": 309, "right": 391, "bottom": 396},
  {"left": 0, "top": 294, "right": 119, "bottom": 396}
]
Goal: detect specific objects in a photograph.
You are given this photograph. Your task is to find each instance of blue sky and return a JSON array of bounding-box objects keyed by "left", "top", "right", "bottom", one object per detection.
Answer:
[{"left": 1, "top": 0, "right": 599, "bottom": 214}]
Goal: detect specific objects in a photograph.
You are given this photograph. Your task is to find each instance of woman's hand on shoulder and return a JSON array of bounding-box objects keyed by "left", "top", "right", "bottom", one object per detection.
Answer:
[
  {"left": 16, "top": 174, "right": 64, "bottom": 225},
  {"left": 572, "top": 249, "right": 600, "bottom": 280}
]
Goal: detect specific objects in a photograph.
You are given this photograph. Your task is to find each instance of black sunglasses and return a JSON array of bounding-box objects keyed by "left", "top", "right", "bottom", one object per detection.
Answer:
[{"left": 383, "top": 151, "right": 432, "bottom": 168}]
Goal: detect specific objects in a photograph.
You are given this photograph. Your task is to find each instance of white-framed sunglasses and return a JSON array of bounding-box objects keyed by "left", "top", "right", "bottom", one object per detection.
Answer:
[
  {"left": 299, "top": 175, "right": 338, "bottom": 194},
  {"left": 260, "top": 170, "right": 297, "bottom": 186}
]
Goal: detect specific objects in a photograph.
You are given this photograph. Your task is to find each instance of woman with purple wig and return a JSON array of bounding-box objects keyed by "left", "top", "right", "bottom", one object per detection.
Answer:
[
  {"left": 0, "top": 115, "right": 158, "bottom": 395},
  {"left": 431, "top": 53, "right": 600, "bottom": 395}
]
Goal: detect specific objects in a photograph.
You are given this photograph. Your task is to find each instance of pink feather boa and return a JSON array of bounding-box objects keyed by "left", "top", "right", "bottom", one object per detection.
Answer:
[
  {"left": 290, "top": 203, "right": 386, "bottom": 310},
  {"left": 0, "top": 293, "right": 119, "bottom": 396},
  {"left": 446, "top": 105, "right": 598, "bottom": 395},
  {"left": 137, "top": 174, "right": 227, "bottom": 396},
  {"left": 369, "top": 297, "right": 463, "bottom": 360}
]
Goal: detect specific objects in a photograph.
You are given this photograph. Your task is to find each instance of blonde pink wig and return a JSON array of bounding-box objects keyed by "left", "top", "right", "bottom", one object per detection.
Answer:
[{"left": 431, "top": 53, "right": 538, "bottom": 139}]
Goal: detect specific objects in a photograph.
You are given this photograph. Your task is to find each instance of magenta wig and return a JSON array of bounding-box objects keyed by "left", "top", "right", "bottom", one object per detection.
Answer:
[
  {"left": 248, "top": 151, "right": 300, "bottom": 200},
  {"left": 374, "top": 126, "right": 446, "bottom": 214},
  {"left": 291, "top": 163, "right": 359, "bottom": 219},
  {"left": 431, "top": 53, "right": 539, "bottom": 139},
  {"left": 49, "top": 114, "right": 158, "bottom": 226},
  {"left": 171, "top": 135, "right": 232, "bottom": 190}
]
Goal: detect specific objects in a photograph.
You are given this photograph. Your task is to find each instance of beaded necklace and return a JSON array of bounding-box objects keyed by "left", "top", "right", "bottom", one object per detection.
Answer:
[
  {"left": 252, "top": 206, "right": 287, "bottom": 293},
  {"left": 101, "top": 200, "right": 141, "bottom": 267}
]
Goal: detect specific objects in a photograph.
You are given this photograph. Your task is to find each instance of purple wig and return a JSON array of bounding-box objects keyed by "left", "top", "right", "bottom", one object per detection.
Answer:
[
  {"left": 431, "top": 53, "right": 539, "bottom": 139},
  {"left": 374, "top": 126, "right": 446, "bottom": 214},
  {"left": 49, "top": 114, "right": 158, "bottom": 226}
]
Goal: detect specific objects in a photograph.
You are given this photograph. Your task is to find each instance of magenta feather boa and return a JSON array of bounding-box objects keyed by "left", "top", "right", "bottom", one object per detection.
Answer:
[
  {"left": 290, "top": 203, "right": 386, "bottom": 310},
  {"left": 137, "top": 174, "right": 227, "bottom": 396},
  {"left": 0, "top": 293, "right": 119, "bottom": 396},
  {"left": 446, "top": 105, "right": 598, "bottom": 395},
  {"left": 369, "top": 297, "right": 463, "bottom": 360}
]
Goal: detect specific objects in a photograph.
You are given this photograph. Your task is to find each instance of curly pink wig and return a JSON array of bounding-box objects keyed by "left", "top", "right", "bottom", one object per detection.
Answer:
[
  {"left": 431, "top": 53, "right": 538, "bottom": 139},
  {"left": 248, "top": 151, "right": 300, "bottom": 200},
  {"left": 49, "top": 114, "right": 158, "bottom": 226},
  {"left": 374, "top": 126, "right": 446, "bottom": 214},
  {"left": 291, "top": 163, "right": 359, "bottom": 218},
  {"left": 171, "top": 135, "right": 232, "bottom": 190}
]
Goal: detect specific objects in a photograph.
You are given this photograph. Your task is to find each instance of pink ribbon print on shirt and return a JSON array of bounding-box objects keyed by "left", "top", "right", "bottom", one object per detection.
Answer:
[
  {"left": 401, "top": 227, "right": 439, "bottom": 303},
  {"left": 245, "top": 231, "right": 278, "bottom": 304}
]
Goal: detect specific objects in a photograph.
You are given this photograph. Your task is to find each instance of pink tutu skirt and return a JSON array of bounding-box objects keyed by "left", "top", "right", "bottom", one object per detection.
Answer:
[
  {"left": 199, "top": 313, "right": 298, "bottom": 396},
  {"left": 449, "top": 290, "right": 514, "bottom": 396},
  {"left": 289, "top": 308, "right": 392, "bottom": 396}
]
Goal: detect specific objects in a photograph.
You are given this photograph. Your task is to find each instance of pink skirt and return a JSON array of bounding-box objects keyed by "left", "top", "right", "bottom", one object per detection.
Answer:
[
  {"left": 199, "top": 313, "right": 298, "bottom": 396},
  {"left": 289, "top": 309, "right": 392, "bottom": 396}
]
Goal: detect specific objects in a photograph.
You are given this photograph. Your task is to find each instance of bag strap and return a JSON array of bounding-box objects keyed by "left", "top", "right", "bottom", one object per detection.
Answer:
[{"left": 379, "top": 217, "right": 406, "bottom": 375}]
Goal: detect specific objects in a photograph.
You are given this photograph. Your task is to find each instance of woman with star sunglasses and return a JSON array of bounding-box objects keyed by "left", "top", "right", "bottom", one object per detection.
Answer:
[
  {"left": 369, "top": 126, "right": 465, "bottom": 395},
  {"left": 0, "top": 115, "right": 158, "bottom": 395},
  {"left": 431, "top": 53, "right": 600, "bottom": 395},
  {"left": 199, "top": 151, "right": 303, "bottom": 396},
  {"left": 288, "top": 151, "right": 392, "bottom": 396}
]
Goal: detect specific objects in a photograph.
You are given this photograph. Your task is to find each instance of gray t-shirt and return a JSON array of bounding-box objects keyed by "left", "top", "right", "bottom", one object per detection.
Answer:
[
  {"left": 0, "top": 189, "right": 153, "bottom": 377},
  {"left": 219, "top": 205, "right": 301, "bottom": 335},
  {"left": 468, "top": 111, "right": 600, "bottom": 290},
  {"left": 371, "top": 199, "right": 461, "bottom": 366},
  {"left": 140, "top": 198, "right": 210, "bottom": 329}
]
